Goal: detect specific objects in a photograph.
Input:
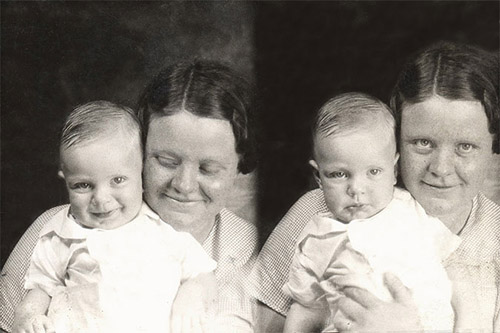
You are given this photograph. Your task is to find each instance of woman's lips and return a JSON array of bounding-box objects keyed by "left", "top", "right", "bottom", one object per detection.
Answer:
[
  {"left": 162, "top": 193, "right": 203, "bottom": 205},
  {"left": 422, "top": 181, "right": 457, "bottom": 190}
]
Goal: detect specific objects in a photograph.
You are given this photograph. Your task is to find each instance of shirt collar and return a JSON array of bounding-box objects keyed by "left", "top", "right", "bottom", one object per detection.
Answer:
[
  {"left": 39, "top": 202, "right": 158, "bottom": 240},
  {"left": 139, "top": 202, "right": 160, "bottom": 221},
  {"left": 39, "top": 207, "right": 90, "bottom": 240},
  {"left": 312, "top": 212, "right": 350, "bottom": 233}
]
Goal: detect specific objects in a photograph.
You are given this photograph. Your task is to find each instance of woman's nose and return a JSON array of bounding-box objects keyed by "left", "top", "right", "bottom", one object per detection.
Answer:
[
  {"left": 428, "top": 149, "right": 454, "bottom": 177},
  {"left": 346, "top": 177, "right": 366, "bottom": 198},
  {"left": 171, "top": 166, "right": 197, "bottom": 194}
]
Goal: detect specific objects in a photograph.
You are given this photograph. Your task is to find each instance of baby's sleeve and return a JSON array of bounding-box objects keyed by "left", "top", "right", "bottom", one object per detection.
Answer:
[
  {"left": 177, "top": 233, "right": 217, "bottom": 282},
  {"left": 24, "top": 234, "right": 67, "bottom": 297},
  {"left": 282, "top": 218, "right": 338, "bottom": 308}
]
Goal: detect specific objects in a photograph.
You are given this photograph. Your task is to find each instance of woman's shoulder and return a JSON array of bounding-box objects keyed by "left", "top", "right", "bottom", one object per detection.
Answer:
[
  {"left": 288, "top": 188, "right": 328, "bottom": 215},
  {"left": 256, "top": 188, "right": 329, "bottom": 272},
  {"left": 454, "top": 193, "right": 500, "bottom": 261},
  {"left": 220, "top": 208, "right": 257, "bottom": 236},
  {"left": 218, "top": 208, "right": 258, "bottom": 258},
  {"left": 471, "top": 192, "right": 500, "bottom": 237},
  {"left": 477, "top": 192, "right": 500, "bottom": 216},
  {"left": 18, "top": 205, "right": 70, "bottom": 247},
  {"left": 4, "top": 204, "right": 69, "bottom": 251},
  {"left": 469, "top": 193, "right": 500, "bottom": 232},
  {"left": 267, "top": 188, "right": 329, "bottom": 242},
  {"left": 36, "top": 205, "right": 70, "bottom": 224}
]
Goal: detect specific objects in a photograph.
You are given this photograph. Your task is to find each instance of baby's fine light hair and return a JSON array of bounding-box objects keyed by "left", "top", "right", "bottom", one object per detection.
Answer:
[
  {"left": 313, "top": 92, "right": 396, "bottom": 142},
  {"left": 60, "top": 101, "right": 141, "bottom": 151}
]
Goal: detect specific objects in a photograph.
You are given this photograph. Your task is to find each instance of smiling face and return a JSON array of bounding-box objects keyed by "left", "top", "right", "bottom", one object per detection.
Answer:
[
  {"left": 60, "top": 131, "right": 143, "bottom": 230},
  {"left": 311, "top": 121, "right": 398, "bottom": 223},
  {"left": 400, "top": 96, "right": 494, "bottom": 226},
  {"left": 143, "top": 111, "right": 239, "bottom": 238}
]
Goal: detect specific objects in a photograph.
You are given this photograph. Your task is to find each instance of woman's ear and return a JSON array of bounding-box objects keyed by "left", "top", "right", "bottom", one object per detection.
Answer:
[
  {"left": 58, "top": 170, "right": 65, "bottom": 179},
  {"left": 309, "top": 159, "right": 322, "bottom": 189}
]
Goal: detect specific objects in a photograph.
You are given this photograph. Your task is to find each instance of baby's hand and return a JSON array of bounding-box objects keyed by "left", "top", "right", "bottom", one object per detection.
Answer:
[
  {"left": 170, "top": 283, "right": 210, "bottom": 333},
  {"left": 171, "top": 272, "right": 217, "bottom": 333},
  {"left": 13, "top": 314, "right": 55, "bottom": 333}
]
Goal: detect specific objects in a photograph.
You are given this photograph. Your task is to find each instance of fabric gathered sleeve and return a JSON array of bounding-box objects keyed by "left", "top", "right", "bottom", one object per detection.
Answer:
[
  {"left": 178, "top": 232, "right": 217, "bottom": 282},
  {"left": 24, "top": 234, "right": 67, "bottom": 297},
  {"left": 283, "top": 245, "right": 325, "bottom": 308},
  {"left": 283, "top": 216, "right": 340, "bottom": 308}
]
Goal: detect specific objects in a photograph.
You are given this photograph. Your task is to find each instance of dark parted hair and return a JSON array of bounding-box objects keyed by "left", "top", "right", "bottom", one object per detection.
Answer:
[
  {"left": 390, "top": 41, "right": 500, "bottom": 154},
  {"left": 137, "top": 60, "right": 258, "bottom": 174}
]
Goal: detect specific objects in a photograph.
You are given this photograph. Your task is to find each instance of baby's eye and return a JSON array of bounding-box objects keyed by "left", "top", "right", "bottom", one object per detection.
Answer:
[
  {"left": 457, "top": 143, "right": 475, "bottom": 154},
  {"left": 112, "top": 176, "right": 126, "bottom": 184},
  {"left": 328, "top": 171, "right": 347, "bottom": 179},
  {"left": 71, "top": 183, "right": 91, "bottom": 191},
  {"left": 369, "top": 169, "right": 382, "bottom": 176},
  {"left": 414, "top": 139, "right": 431, "bottom": 148}
]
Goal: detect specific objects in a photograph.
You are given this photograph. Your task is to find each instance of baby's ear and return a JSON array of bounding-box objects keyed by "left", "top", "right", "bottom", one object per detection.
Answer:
[
  {"left": 57, "top": 170, "right": 65, "bottom": 179},
  {"left": 394, "top": 152, "right": 400, "bottom": 165},
  {"left": 309, "top": 160, "right": 322, "bottom": 189},
  {"left": 393, "top": 153, "right": 400, "bottom": 184}
]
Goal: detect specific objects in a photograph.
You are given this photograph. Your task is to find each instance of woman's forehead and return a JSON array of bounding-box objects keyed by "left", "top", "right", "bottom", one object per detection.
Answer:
[
  {"left": 401, "top": 97, "right": 486, "bottom": 125},
  {"left": 146, "top": 112, "right": 237, "bottom": 159},
  {"left": 400, "top": 97, "right": 493, "bottom": 144}
]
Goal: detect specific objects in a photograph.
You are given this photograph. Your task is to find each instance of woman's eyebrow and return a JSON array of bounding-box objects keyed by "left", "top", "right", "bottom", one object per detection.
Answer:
[{"left": 200, "top": 158, "right": 227, "bottom": 170}]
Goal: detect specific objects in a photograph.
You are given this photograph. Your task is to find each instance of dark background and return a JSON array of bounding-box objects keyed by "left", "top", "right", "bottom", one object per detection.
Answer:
[{"left": 2, "top": 1, "right": 499, "bottom": 267}]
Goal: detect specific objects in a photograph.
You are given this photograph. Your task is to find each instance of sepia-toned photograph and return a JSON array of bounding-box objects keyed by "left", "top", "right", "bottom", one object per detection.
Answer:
[{"left": 2, "top": 1, "right": 499, "bottom": 332}]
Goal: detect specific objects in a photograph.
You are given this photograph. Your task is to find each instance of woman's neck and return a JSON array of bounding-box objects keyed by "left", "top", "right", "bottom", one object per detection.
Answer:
[
  {"left": 436, "top": 202, "right": 472, "bottom": 235},
  {"left": 190, "top": 223, "right": 215, "bottom": 244},
  {"left": 170, "top": 218, "right": 215, "bottom": 244}
]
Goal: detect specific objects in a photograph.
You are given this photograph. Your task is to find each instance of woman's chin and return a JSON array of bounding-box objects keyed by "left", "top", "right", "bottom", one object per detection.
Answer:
[{"left": 157, "top": 208, "right": 216, "bottom": 231}]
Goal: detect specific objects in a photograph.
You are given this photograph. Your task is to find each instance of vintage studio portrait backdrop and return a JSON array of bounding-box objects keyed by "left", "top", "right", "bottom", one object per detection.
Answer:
[{"left": 2, "top": 1, "right": 499, "bottom": 266}]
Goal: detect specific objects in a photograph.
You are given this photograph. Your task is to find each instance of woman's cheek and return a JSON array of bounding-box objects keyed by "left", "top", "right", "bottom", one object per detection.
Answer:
[
  {"left": 145, "top": 162, "right": 171, "bottom": 188},
  {"left": 401, "top": 152, "right": 424, "bottom": 183},
  {"left": 201, "top": 178, "right": 223, "bottom": 201},
  {"left": 203, "top": 173, "right": 236, "bottom": 202}
]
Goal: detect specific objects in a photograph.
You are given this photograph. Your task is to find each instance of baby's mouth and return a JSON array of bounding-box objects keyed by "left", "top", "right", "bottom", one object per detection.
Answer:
[
  {"left": 346, "top": 204, "right": 366, "bottom": 212},
  {"left": 91, "top": 209, "right": 118, "bottom": 218}
]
